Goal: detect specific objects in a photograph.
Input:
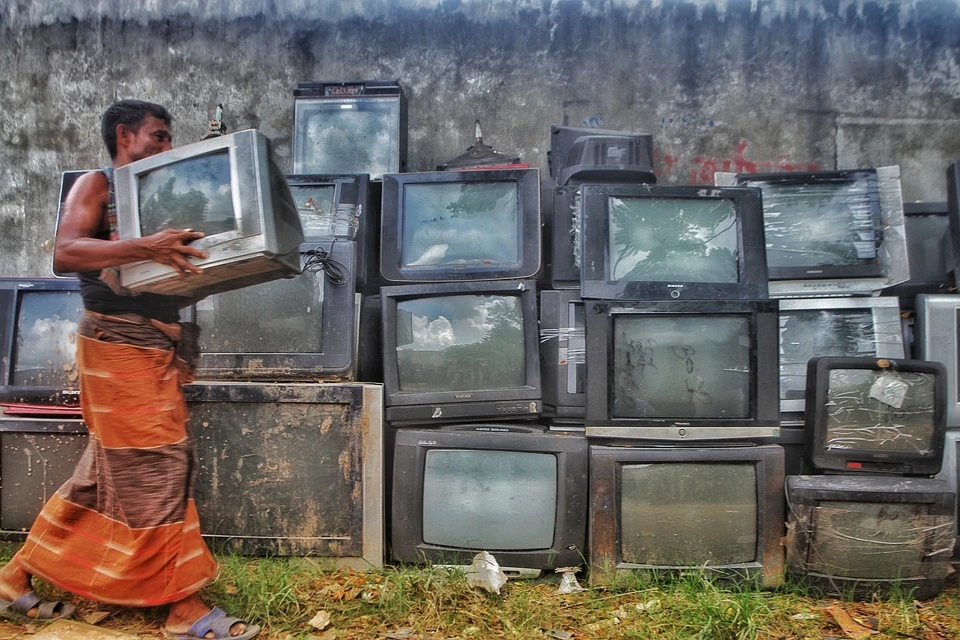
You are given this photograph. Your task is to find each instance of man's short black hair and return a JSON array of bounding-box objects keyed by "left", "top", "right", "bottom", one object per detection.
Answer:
[{"left": 101, "top": 99, "right": 173, "bottom": 159}]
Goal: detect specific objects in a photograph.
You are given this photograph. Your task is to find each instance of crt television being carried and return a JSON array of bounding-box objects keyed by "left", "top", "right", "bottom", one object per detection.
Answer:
[
  {"left": 578, "top": 184, "right": 768, "bottom": 300},
  {"left": 381, "top": 279, "right": 541, "bottom": 425},
  {"left": 778, "top": 297, "right": 905, "bottom": 420},
  {"left": 185, "top": 241, "right": 357, "bottom": 381},
  {"left": 804, "top": 356, "right": 947, "bottom": 476},
  {"left": 380, "top": 168, "right": 541, "bottom": 283},
  {"left": 115, "top": 129, "right": 303, "bottom": 298},
  {"left": 785, "top": 474, "right": 955, "bottom": 600},
  {"left": 292, "top": 80, "right": 407, "bottom": 179},
  {"left": 0, "top": 278, "right": 84, "bottom": 412},
  {"left": 391, "top": 424, "right": 588, "bottom": 577},
  {"left": 589, "top": 443, "right": 785, "bottom": 587},
  {"left": 584, "top": 299, "right": 780, "bottom": 441},
  {"left": 915, "top": 294, "right": 960, "bottom": 426},
  {"left": 734, "top": 169, "right": 884, "bottom": 281},
  {"left": 548, "top": 125, "right": 656, "bottom": 187}
]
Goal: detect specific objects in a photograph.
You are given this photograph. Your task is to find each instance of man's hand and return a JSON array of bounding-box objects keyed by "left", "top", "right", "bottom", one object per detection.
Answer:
[{"left": 143, "top": 228, "right": 209, "bottom": 276}]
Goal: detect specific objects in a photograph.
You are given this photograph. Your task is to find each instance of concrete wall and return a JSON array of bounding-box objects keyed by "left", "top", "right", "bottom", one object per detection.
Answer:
[{"left": 2, "top": 0, "right": 960, "bottom": 276}]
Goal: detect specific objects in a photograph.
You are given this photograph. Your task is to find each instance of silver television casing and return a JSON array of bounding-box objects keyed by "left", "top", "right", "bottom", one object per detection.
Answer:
[
  {"left": 915, "top": 294, "right": 960, "bottom": 427},
  {"left": 116, "top": 129, "right": 303, "bottom": 298}
]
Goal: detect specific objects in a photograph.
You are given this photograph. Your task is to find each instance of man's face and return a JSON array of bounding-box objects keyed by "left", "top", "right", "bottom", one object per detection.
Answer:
[{"left": 123, "top": 115, "right": 173, "bottom": 163}]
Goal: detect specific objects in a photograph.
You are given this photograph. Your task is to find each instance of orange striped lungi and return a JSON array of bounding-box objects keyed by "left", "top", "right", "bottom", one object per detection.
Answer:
[{"left": 13, "top": 317, "right": 218, "bottom": 606}]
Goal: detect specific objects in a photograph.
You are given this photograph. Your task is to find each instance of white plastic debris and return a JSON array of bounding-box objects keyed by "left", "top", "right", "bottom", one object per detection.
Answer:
[
  {"left": 465, "top": 551, "right": 509, "bottom": 594},
  {"left": 555, "top": 566, "right": 586, "bottom": 594}
]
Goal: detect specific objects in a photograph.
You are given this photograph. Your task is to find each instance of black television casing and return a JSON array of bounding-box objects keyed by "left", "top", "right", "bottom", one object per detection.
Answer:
[
  {"left": 548, "top": 125, "right": 656, "bottom": 187},
  {"left": 539, "top": 290, "right": 585, "bottom": 421}
]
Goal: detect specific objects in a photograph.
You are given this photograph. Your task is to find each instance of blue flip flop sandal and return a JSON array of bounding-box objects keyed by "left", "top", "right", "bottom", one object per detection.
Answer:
[
  {"left": 0, "top": 590, "right": 75, "bottom": 622},
  {"left": 165, "top": 606, "right": 261, "bottom": 640}
]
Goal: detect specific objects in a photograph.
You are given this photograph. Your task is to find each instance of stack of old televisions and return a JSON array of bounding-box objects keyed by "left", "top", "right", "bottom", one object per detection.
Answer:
[
  {"left": 377, "top": 124, "right": 594, "bottom": 578},
  {"left": 540, "top": 126, "right": 789, "bottom": 588}
]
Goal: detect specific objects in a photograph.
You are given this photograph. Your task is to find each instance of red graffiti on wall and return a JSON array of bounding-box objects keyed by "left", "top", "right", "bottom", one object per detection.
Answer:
[{"left": 687, "top": 140, "right": 822, "bottom": 184}]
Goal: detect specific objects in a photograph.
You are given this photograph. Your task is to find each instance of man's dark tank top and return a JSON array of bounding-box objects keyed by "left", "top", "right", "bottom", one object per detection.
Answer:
[{"left": 77, "top": 167, "right": 180, "bottom": 323}]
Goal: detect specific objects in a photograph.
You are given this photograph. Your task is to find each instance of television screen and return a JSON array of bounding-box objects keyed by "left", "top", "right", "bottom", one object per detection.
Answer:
[
  {"left": 588, "top": 443, "right": 785, "bottom": 587},
  {"left": 735, "top": 170, "right": 883, "bottom": 280},
  {"left": 578, "top": 184, "right": 768, "bottom": 300},
  {"left": 548, "top": 125, "right": 655, "bottom": 187},
  {"left": 292, "top": 81, "right": 406, "bottom": 179},
  {"left": 380, "top": 168, "right": 541, "bottom": 283},
  {"left": 391, "top": 424, "right": 588, "bottom": 576},
  {"left": 915, "top": 294, "right": 960, "bottom": 427},
  {"left": 785, "top": 475, "right": 955, "bottom": 599},
  {"left": 539, "top": 290, "right": 586, "bottom": 422},
  {"left": 778, "top": 297, "right": 905, "bottom": 418},
  {"left": 584, "top": 299, "right": 780, "bottom": 440},
  {"left": 0, "top": 278, "right": 84, "bottom": 410},
  {"left": 186, "top": 241, "right": 357, "bottom": 381},
  {"left": 804, "top": 357, "right": 946, "bottom": 476},
  {"left": 381, "top": 280, "right": 541, "bottom": 425},
  {"left": 116, "top": 129, "right": 304, "bottom": 298}
]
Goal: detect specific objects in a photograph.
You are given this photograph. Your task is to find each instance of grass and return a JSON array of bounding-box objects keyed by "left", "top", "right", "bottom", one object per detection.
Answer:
[{"left": 1, "top": 544, "right": 960, "bottom": 639}]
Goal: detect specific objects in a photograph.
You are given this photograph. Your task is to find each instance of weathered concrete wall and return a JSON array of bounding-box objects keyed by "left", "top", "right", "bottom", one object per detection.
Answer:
[{"left": 2, "top": 0, "right": 960, "bottom": 276}]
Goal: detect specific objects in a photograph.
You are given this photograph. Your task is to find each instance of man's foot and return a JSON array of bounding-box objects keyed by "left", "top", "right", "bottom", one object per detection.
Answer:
[
  {"left": 0, "top": 563, "right": 68, "bottom": 620},
  {"left": 166, "top": 596, "right": 259, "bottom": 639}
]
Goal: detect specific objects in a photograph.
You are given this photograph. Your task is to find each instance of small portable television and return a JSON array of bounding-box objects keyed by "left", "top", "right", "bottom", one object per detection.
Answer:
[
  {"left": 785, "top": 475, "right": 955, "bottom": 599},
  {"left": 588, "top": 443, "right": 785, "bottom": 587},
  {"left": 390, "top": 424, "right": 588, "bottom": 577},
  {"left": 0, "top": 277, "right": 85, "bottom": 413},
  {"left": 578, "top": 183, "right": 768, "bottom": 300},
  {"left": 285, "top": 173, "right": 379, "bottom": 291},
  {"left": 804, "top": 356, "right": 947, "bottom": 476},
  {"left": 292, "top": 80, "right": 407, "bottom": 179},
  {"left": 115, "top": 129, "right": 304, "bottom": 298},
  {"left": 584, "top": 299, "right": 780, "bottom": 441},
  {"left": 778, "top": 297, "right": 905, "bottom": 422},
  {"left": 915, "top": 294, "right": 960, "bottom": 425},
  {"left": 539, "top": 290, "right": 586, "bottom": 423},
  {"left": 380, "top": 168, "right": 541, "bottom": 283},
  {"left": 548, "top": 125, "right": 655, "bottom": 187},
  {"left": 380, "top": 279, "right": 541, "bottom": 425},
  {"left": 734, "top": 169, "right": 884, "bottom": 281},
  {"left": 184, "top": 241, "right": 358, "bottom": 381}
]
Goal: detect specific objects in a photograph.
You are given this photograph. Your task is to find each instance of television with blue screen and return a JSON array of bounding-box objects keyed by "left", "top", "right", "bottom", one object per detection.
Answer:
[
  {"left": 578, "top": 184, "right": 768, "bottom": 300},
  {"left": 390, "top": 424, "right": 588, "bottom": 577},
  {"left": 381, "top": 280, "right": 541, "bottom": 425},
  {"left": 584, "top": 299, "right": 780, "bottom": 441},
  {"left": 548, "top": 125, "right": 655, "bottom": 187},
  {"left": 115, "top": 129, "right": 303, "bottom": 298},
  {"left": 778, "top": 297, "right": 905, "bottom": 422},
  {"left": 589, "top": 443, "right": 785, "bottom": 587},
  {"left": 734, "top": 169, "right": 883, "bottom": 281},
  {"left": 804, "top": 356, "right": 946, "bottom": 476},
  {"left": 0, "top": 278, "right": 85, "bottom": 413},
  {"left": 292, "top": 80, "right": 407, "bottom": 179},
  {"left": 183, "top": 241, "right": 357, "bottom": 381},
  {"left": 380, "top": 168, "right": 541, "bottom": 283},
  {"left": 785, "top": 475, "right": 955, "bottom": 600},
  {"left": 915, "top": 294, "right": 960, "bottom": 426}
]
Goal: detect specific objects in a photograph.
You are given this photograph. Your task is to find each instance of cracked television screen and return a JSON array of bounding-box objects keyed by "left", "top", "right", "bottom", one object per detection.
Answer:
[
  {"left": 400, "top": 181, "right": 519, "bottom": 269},
  {"left": 607, "top": 196, "right": 739, "bottom": 283},
  {"left": 394, "top": 294, "right": 525, "bottom": 393},
  {"left": 136, "top": 150, "right": 237, "bottom": 237},
  {"left": 288, "top": 184, "right": 338, "bottom": 238},
  {"left": 824, "top": 368, "right": 937, "bottom": 454},
  {"left": 612, "top": 314, "right": 751, "bottom": 419},
  {"left": 12, "top": 291, "right": 84, "bottom": 386}
]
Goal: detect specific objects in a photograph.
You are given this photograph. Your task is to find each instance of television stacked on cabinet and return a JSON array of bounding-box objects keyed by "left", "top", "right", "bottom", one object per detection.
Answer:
[{"left": 784, "top": 356, "right": 954, "bottom": 599}]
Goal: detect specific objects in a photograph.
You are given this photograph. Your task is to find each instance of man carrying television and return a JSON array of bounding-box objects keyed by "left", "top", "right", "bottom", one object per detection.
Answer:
[{"left": 0, "top": 100, "right": 259, "bottom": 640}]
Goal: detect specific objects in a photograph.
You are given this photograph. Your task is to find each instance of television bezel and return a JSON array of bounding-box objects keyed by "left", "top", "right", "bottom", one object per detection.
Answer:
[
  {"left": 588, "top": 443, "right": 785, "bottom": 587},
  {"left": 547, "top": 185, "right": 582, "bottom": 290},
  {"left": 390, "top": 424, "right": 588, "bottom": 574},
  {"left": 778, "top": 296, "right": 906, "bottom": 418},
  {"left": 292, "top": 80, "right": 408, "bottom": 179},
  {"left": 539, "top": 289, "right": 585, "bottom": 420},
  {"left": 379, "top": 168, "right": 542, "bottom": 283},
  {"left": 584, "top": 299, "right": 781, "bottom": 441},
  {"left": 115, "top": 129, "right": 303, "bottom": 298},
  {"left": 946, "top": 161, "right": 960, "bottom": 287},
  {"left": 380, "top": 279, "right": 542, "bottom": 425},
  {"left": 734, "top": 169, "right": 884, "bottom": 280},
  {"left": 804, "top": 356, "right": 947, "bottom": 476},
  {"left": 785, "top": 474, "right": 955, "bottom": 600},
  {"left": 578, "top": 183, "right": 768, "bottom": 300},
  {"left": 915, "top": 294, "right": 960, "bottom": 426},
  {"left": 183, "top": 240, "right": 357, "bottom": 381},
  {"left": 0, "top": 277, "right": 84, "bottom": 410}
]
